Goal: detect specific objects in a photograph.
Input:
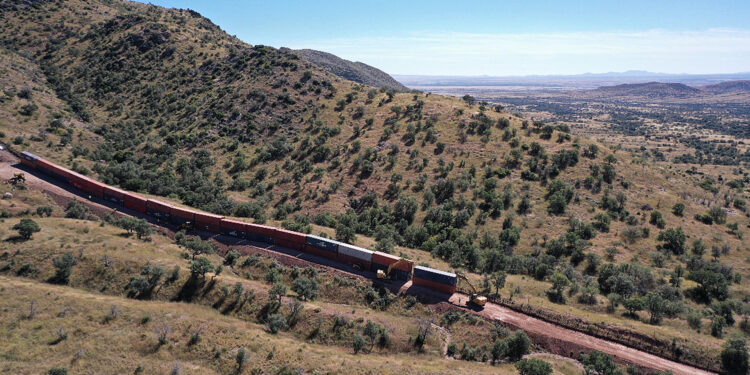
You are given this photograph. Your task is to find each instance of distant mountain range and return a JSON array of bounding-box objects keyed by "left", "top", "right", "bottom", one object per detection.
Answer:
[
  {"left": 293, "top": 49, "right": 408, "bottom": 91},
  {"left": 396, "top": 71, "right": 750, "bottom": 90},
  {"left": 586, "top": 80, "right": 750, "bottom": 98}
]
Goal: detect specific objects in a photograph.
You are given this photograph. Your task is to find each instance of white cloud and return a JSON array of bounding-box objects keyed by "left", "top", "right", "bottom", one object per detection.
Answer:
[{"left": 288, "top": 29, "right": 750, "bottom": 75}]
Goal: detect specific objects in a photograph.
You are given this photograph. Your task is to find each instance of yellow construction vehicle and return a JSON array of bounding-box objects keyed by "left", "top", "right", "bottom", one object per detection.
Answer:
[
  {"left": 457, "top": 274, "right": 487, "bottom": 307},
  {"left": 377, "top": 258, "right": 413, "bottom": 280},
  {"left": 7, "top": 173, "right": 25, "bottom": 185}
]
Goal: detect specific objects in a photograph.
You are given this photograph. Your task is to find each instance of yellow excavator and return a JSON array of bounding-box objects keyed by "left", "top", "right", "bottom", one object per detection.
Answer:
[
  {"left": 7, "top": 173, "right": 25, "bottom": 185},
  {"left": 457, "top": 274, "right": 487, "bottom": 307},
  {"left": 377, "top": 258, "right": 413, "bottom": 280}
]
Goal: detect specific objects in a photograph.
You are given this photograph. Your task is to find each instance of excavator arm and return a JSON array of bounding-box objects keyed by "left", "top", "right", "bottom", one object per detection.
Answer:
[
  {"left": 456, "top": 274, "right": 487, "bottom": 307},
  {"left": 377, "top": 258, "right": 414, "bottom": 280}
]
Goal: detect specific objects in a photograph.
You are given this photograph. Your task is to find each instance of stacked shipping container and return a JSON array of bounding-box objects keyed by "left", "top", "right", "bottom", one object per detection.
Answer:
[
  {"left": 18, "top": 151, "right": 474, "bottom": 299},
  {"left": 412, "top": 266, "right": 457, "bottom": 294}
]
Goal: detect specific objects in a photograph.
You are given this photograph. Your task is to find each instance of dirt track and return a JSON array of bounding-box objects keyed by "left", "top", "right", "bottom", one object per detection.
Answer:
[{"left": 0, "top": 150, "right": 715, "bottom": 375}]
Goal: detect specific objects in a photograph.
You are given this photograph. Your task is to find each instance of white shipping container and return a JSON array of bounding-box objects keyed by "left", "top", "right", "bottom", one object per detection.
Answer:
[{"left": 337, "top": 243, "right": 373, "bottom": 262}]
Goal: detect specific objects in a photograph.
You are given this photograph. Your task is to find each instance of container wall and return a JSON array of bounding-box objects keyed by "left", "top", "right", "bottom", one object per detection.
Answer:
[
  {"left": 170, "top": 206, "right": 195, "bottom": 224},
  {"left": 303, "top": 244, "right": 339, "bottom": 260},
  {"left": 275, "top": 229, "right": 307, "bottom": 244},
  {"left": 220, "top": 219, "right": 246, "bottom": 238},
  {"left": 413, "top": 266, "right": 457, "bottom": 286},
  {"left": 245, "top": 223, "right": 275, "bottom": 244},
  {"left": 304, "top": 235, "right": 339, "bottom": 254},
  {"left": 337, "top": 243, "right": 373, "bottom": 262},
  {"left": 337, "top": 252, "right": 371, "bottom": 271},
  {"left": 102, "top": 185, "right": 126, "bottom": 205},
  {"left": 274, "top": 238, "right": 305, "bottom": 252},
  {"left": 19, "top": 151, "right": 39, "bottom": 168},
  {"left": 412, "top": 277, "right": 456, "bottom": 294},
  {"left": 146, "top": 199, "right": 172, "bottom": 220},
  {"left": 194, "top": 212, "right": 223, "bottom": 232},
  {"left": 123, "top": 193, "right": 147, "bottom": 213},
  {"left": 36, "top": 159, "right": 69, "bottom": 182}
]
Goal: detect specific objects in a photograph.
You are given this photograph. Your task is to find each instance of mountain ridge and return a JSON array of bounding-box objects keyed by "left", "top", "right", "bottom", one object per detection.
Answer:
[{"left": 293, "top": 48, "right": 408, "bottom": 91}]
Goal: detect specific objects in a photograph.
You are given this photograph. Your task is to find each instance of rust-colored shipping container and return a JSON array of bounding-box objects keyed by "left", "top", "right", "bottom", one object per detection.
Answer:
[
  {"left": 194, "top": 212, "right": 223, "bottom": 232},
  {"left": 124, "top": 192, "right": 147, "bottom": 213},
  {"left": 412, "top": 277, "right": 456, "bottom": 294},
  {"left": 146, "top": 199, "right": 172, "bottom": 220},
  {"left": 36, "top": 158, "right": 69, "bottom": 182},
  {"left": 274, "top": 238, "right": 305, "bottom": 252},
  {"left": 170, "top": 206, "right": 195, "bottom": 226},
  {"left": 102, "top": 185, "right": 127, "bottom": 204},
  {"left": 246, "top": 223, "right": 275, "bottom": 244},
  {"left": 19, "top": 151, "right": 39, "bottom": 168},
  {"left": 275, "top": 228, "right": 306, "bottom": 244},
  {"left": 83, "top": 178, "right": 105, "bottom": 199},
  {"left": 220, "top": 219, "right": 246, "bottom": 238}
]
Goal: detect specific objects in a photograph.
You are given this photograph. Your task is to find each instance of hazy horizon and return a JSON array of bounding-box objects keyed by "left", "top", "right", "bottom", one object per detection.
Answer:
[{"left": 141, "top": 0, "right": 750, "bottom": 76}]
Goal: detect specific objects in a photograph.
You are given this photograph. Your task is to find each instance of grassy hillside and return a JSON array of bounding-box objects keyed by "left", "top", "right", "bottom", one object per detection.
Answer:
[
  {"left": 0, "top": 187, "right": 587, "bottom": 374},
  {"left": 0, "top": 0, "right": 748, "bottom": 372}
]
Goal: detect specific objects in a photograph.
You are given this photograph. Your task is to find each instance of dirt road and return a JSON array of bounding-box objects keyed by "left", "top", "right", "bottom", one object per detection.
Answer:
[
  {"left": 447, "top": 292, "right": 714, "bottom": 375},
  {"left": 0, "top": 150, "right": 716, "bottom": 375}
]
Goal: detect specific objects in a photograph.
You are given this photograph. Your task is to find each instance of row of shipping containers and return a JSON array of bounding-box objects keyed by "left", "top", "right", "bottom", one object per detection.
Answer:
[{"left": 17, "top": 151, "right": 458, "bottom": 293}]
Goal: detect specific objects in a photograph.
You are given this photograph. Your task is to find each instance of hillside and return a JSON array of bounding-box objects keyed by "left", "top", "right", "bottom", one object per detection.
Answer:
[
  {"left": 588, "top": 82, "right": 702, "bottom": 98},
  {"left": 294, "top": 49, "right": 408, "bottom": 91},
  {"left": 701, "top": 80, "right": 750, "bottom": 94},
  {"left": 0, "top": 0, "right": 749, "bottom": 373}
]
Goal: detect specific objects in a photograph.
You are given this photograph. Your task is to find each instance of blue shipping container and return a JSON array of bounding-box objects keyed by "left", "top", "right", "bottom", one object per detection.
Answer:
[
  {"left": 413, "top": 266, "right": 457, "bottom": 286},
  {"left": 305, "top": 235, "right": 339, "bottom": 253}
]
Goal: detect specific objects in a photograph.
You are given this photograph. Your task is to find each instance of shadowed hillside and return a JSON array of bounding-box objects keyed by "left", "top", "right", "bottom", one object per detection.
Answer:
[{"left": 294, "top": 48, "right": 408, "bottom": 91}]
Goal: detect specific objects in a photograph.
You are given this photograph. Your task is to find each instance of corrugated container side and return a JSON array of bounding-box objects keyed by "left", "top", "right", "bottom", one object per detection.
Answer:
[
  {"left": 413, "top": 266, "right": 457, "bottom": 286},
  {"left": 19, "top": 151, "right": 39, "bottom": 168},
  {"left": 304, "top": 235, "right": 339, "bottom": 253},
  {"left": 123, "top": 193, "right": 147, "bottom": 213},
  {"left": 169, "top": 206, "right": 194, "bottom": 226},
  {"left": 412, "top": 277, "right": 457, "bottom": 294},
  {"left": 303, "top": 245, "right": 339, "bottom": 260},
  {"left": 83, "top": 179, "right": 105, "bottom": 198},
  {"left": 194, "top": 212, "right": 223, "bottom": 232},
  {"left": 337, "top": 243, "right": 373, "bottom": 262},
  {"left": 146, "top": 199, "right": 172, "bottom": 220},
  {"left": 275, "top": 229, "right": 307, "bottom": 244},
  {"left": 337, "top": 252, "right": 371, "bottom": 270},
  {"left": 102, "top": 185, "right": 126, "bottom": 204},
  {"left": 220, "top": 219, "right": 246, "bottom": 238},
  {"left": 36, "top": 159, "right": 69, "bottom": 182},
  {"left": 275, "top": 238, "right": 305, "bottom": 251},
  {"left": 245, "top": 223, "right": 275, "bottom": 244}
]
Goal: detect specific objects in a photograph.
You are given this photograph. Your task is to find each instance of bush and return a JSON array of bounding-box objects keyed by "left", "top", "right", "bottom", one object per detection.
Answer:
[
  {"left": 51, "top": 252, "right": 77, "bottom": 284},
  {"left": 672, "top": 203, "right": 685, "bottom": 216},
  {"left": 721, "top": 334, "right": 749, "bottom": 375},
  {"left": 13, "top": 218, "right": 40, "bottom": 239},
  {"left": 352, "top": 334, "right": 367, "bottom": 354},
  {"left": 580, "top": 350, "right": 618, "bottom": 375},
  {"left": 515, "top": 358, "right": 553, "bottom": 375},
  {"left": 687, "top": 311, "right": 703, "bottom": 331},
  {"left": 291, "top": 277, "right": 319, "bottom": 301},
  {"left": 266, "top": 314, "right": 287, "bottom": 334},
  {"left": 47, "top": 369, "right": 68, "bottom": 375},
  {"left": 506, "top": 330, "right": 531, "bottom": 361},
  {"left": 656, "top": 227, "right": 686, "bottom": 255},
  {"left": 224, "top": 250, "right": 240, "bottom": 266}
]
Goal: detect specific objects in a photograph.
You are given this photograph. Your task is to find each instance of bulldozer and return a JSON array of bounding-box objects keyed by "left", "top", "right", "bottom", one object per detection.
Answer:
[
  {"left": 7, "top": 173, "right": 25, "bottom": 185},
  {"left": 457, "top": 274, "right": 487, "bottom": 307},
  {"left": 376, "top": 258, "right": 413, "bottom": 280}
]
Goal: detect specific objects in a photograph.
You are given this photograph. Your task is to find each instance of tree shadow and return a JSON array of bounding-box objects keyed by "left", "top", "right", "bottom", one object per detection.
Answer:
[
  {"left": 5, "top": 235, "right": 29, "bottom": 243},
  {"left": 173, "top": 276, "right": 204, "bottom": 302}
]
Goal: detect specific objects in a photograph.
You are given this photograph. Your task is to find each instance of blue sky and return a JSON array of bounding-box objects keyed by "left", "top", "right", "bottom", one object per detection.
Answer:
[{"left": 143, "top": 0, "right": 750, "bottom": 76}]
